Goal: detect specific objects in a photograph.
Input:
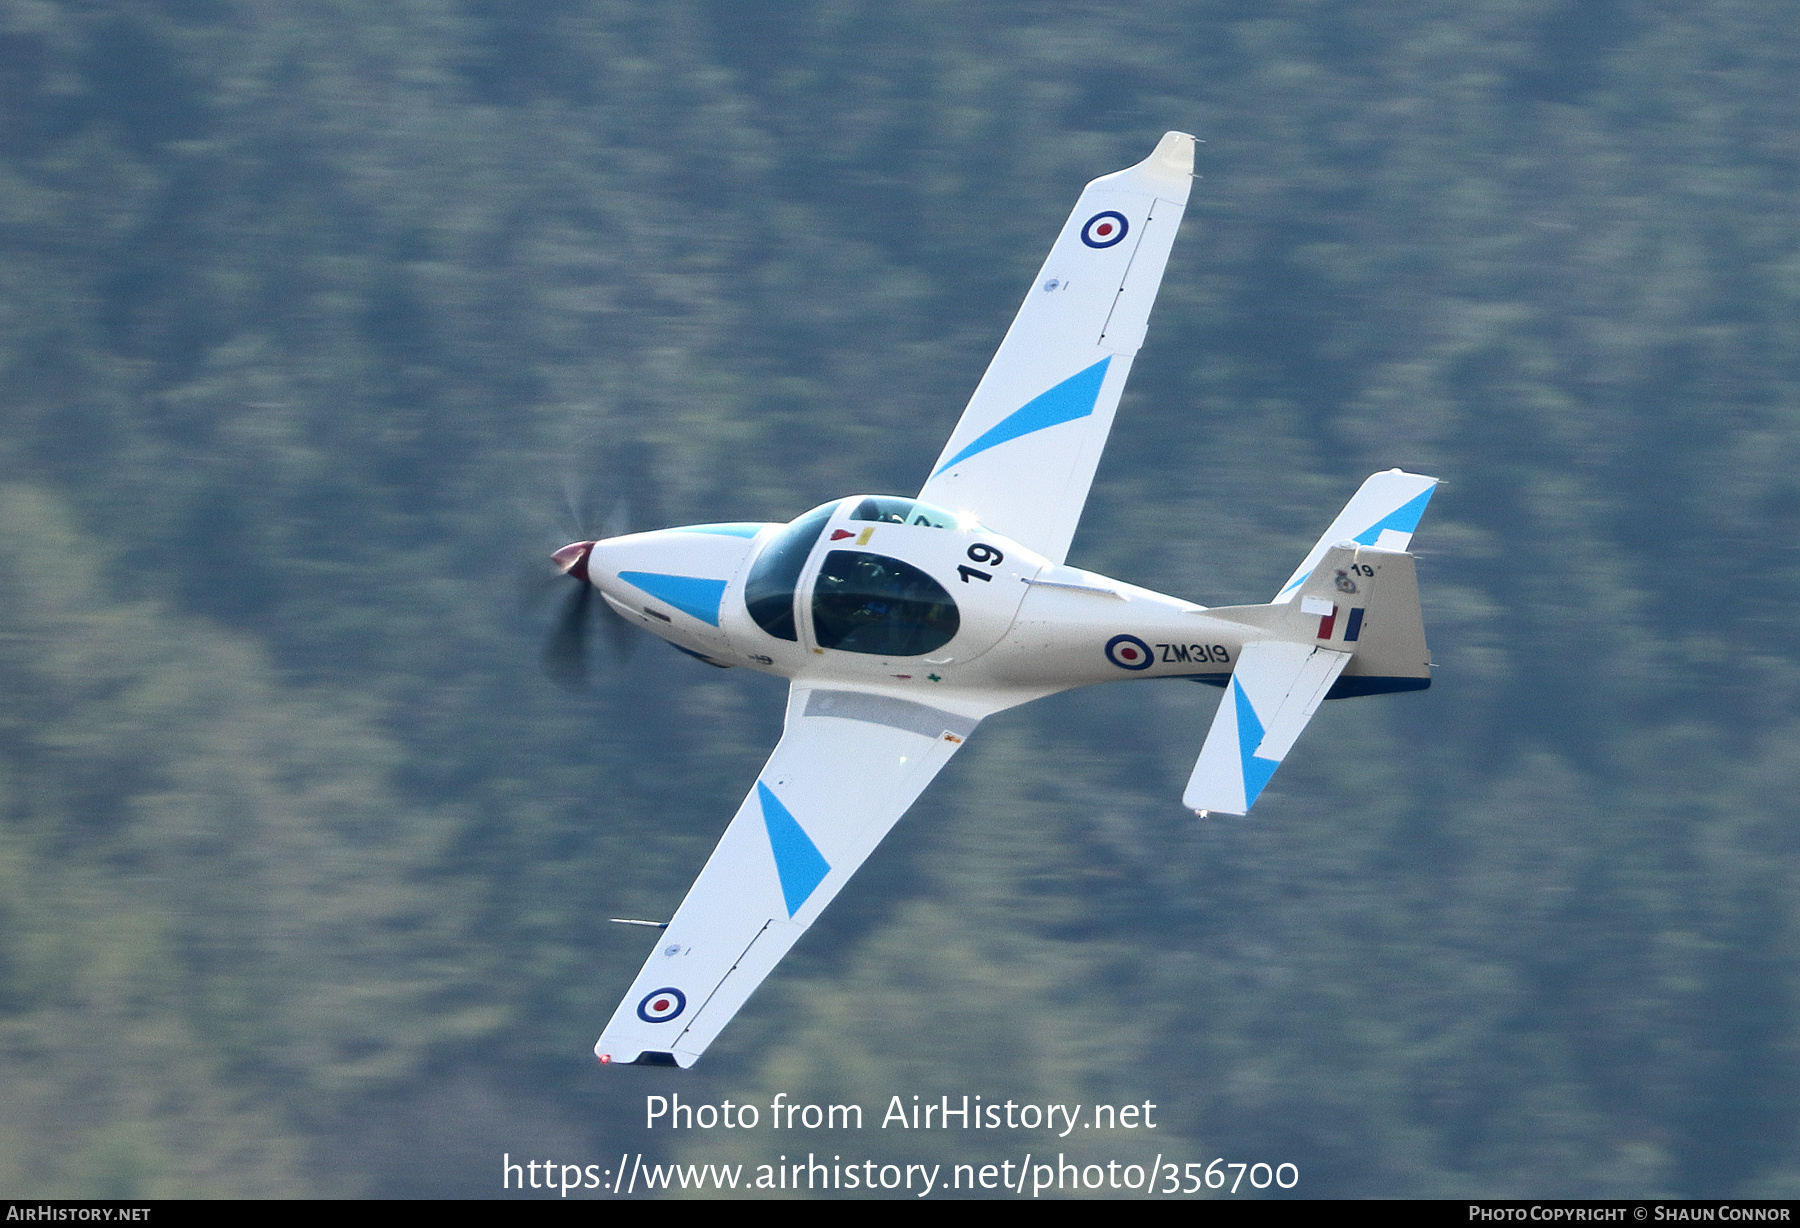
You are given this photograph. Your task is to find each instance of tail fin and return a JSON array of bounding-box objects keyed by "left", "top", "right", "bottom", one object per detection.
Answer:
[
  {"left": 1271, "top": 469, "right": 1437, "bottom": 603},
  {"left": 1185, "top": 474, "right": 1437, "bottom": 815},
  {"left": 1325, "top": 545, "right": 1430, "bottom": 698}
]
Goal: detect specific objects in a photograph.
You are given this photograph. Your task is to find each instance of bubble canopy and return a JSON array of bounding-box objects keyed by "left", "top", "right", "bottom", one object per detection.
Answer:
[
  {"left": 846, "top": 497, "right": 962, "bottom": 529},
  {"left": 742, "top": 497, "right": 967, "bottom": 650}
]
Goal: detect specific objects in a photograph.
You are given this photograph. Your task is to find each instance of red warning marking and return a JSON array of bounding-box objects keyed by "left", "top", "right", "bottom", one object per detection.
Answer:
[{"left": 831, "top": 529, "right": 854, "bottom": 540}]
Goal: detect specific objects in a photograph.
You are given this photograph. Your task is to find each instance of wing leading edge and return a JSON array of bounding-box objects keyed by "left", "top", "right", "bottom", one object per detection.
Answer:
[
  {"left": 917, "top": 132, "right": 1196, "bottom": 564},
  {"left": 595, "top": 685, "right": 983, "bottom": 1067}
]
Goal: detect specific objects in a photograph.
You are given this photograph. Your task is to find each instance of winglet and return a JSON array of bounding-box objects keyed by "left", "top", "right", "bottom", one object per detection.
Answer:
[{"left": 1089, "top": 131, "right": 1196, "bottom": 198}]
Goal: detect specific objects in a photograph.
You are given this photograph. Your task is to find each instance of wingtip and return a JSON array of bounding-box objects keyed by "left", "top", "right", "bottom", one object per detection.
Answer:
[
  {"left": 594, "top": 1047, "right": 686, "bottom": 1068},
  {"left": 1137, "top": 131, "right": 1196, "bottom": 192},
  {"left": 1089, "top": 131, "right": 1197, "bottom": 197},
  {"left": 1152, "top": 130, "right": 1197, "bottom": 172}
]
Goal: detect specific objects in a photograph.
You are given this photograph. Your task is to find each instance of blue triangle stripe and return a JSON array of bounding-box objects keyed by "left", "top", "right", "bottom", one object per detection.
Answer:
[
  {"left": 757, "top": 782, "right": 831, "bottom": 916},
  {"left": 1234, "top": 679, "right": 1281, "bottom": 807},
  {"left": 932, "top": 357, "right": 1112, "bottom": 476},
  {"left": 669, "top": 522, "right": 766, "bottom": 538},
  {"left": 617, "top": 572, "right": 729, "bottom": 625},
  {"left": 1351, "top": 487, "right": 1435, "bottom": 545}
]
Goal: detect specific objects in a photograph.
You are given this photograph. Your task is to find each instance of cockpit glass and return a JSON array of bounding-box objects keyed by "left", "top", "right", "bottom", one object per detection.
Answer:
[
  {"left": 847, "top": 497, "right": 960, "bottom": 530},
  {"left": 744, "top": 501, "right": 838, "bottom": 641},
  {"left": 812, "top": 551, "right": 960, "bottom": 656}
]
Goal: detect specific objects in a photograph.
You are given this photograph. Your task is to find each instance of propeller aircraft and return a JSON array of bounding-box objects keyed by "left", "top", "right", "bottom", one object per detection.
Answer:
[{"left": 554, "top": 133, "right": 1438, "bottom": 1068}]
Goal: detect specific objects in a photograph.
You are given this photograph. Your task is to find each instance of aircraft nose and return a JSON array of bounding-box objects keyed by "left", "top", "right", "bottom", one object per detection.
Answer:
[
  {"left": 582, "top": 531, "right": 752, "bottom": 623},
  {"left": 581, "top": 535, "right": 661, "bottom": 593}
]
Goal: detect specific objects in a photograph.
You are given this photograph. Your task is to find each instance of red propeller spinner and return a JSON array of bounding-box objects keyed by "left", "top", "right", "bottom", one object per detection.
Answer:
[{"left": 552, "top": 541, "right": 596, "bottom": 583}]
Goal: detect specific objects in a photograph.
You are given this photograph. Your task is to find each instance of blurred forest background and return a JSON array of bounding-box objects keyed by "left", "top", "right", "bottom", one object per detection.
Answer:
[{"left": 1, "top": 0, "right": 1798, "bottom": 1199}]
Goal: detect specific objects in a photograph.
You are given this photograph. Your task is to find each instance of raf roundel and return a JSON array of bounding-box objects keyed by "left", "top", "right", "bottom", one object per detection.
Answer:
[
  {"left": 1081, "top": 210, "right": 1130, "bottom": 249},
  {"left": 636, "top": 987, "right": 687, "bottom": 1024},
  {"left": 1105, "top": 633, "right": 1154, "bottom": 671}
]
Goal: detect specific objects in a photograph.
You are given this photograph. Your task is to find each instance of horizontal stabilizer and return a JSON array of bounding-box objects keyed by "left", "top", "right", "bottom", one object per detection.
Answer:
[
  {"left": 1183, "top": 641, "right": 1351, "bottom": 815},
  {"left": 1273, "top": 470, "right": 1437, "bottom": 603}
]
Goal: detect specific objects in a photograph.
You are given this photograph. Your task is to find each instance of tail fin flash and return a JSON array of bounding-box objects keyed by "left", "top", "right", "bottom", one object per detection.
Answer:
[
  {"left": 1271, "top": 470, "right": 1437, "bottom": 603},
  {"left": 1253, "top": 539, "right": 1435, "bottom": 697}
]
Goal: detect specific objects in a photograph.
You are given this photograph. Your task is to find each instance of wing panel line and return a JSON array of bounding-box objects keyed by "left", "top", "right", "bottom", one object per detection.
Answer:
[
  {"left": 672, "top": 919, "right": 773, "bottom": 1052},
  {"left": 1097, "top": 197, "right": 1161, "bottom": 350}
]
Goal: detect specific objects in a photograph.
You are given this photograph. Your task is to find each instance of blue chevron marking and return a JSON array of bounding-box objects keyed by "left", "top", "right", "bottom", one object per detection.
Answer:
[
  {"left": 1234, "top": 679, "right": 1281, "bottom": 808},
  {"left": 757, "top": 782, "right": 831, "bottom": 916},
  {"left": 1351, "top": 487, "right": 1436, "bottom": 545},
  {"left": 618, "top": 572, "right": 730, "bottom": 625},
  {"left": 932, "top": 358, "right": 1112, "bottom": 476}
]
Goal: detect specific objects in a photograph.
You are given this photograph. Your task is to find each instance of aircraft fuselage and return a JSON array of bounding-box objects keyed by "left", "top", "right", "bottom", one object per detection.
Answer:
[{"left": 585, "top": 493, "right": 1301, "bottom": 713}]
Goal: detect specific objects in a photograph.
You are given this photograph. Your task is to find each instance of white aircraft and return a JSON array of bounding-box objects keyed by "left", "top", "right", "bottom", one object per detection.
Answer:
[{"left": 556, "top": 133, "right": 1437, "bottom": 1068}]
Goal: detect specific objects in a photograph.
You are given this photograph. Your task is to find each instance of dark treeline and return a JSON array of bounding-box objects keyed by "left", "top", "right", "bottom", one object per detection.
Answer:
[{"left": 0, "top": 0, "right": 1796, "bottom": 1198}]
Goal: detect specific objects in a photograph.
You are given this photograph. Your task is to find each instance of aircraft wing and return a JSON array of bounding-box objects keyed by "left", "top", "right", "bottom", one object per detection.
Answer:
[
  {"left": 917, "top": 132, "right": 1196, "bottom": 565},
  {"left": 595, "top": 684, "right": 982, "bottom": 1067}
]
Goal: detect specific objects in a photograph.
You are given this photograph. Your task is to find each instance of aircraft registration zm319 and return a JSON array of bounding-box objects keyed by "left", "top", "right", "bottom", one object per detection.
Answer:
[{"left": 558, "top": 133, "right": 1438, "bottom": 1069}]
